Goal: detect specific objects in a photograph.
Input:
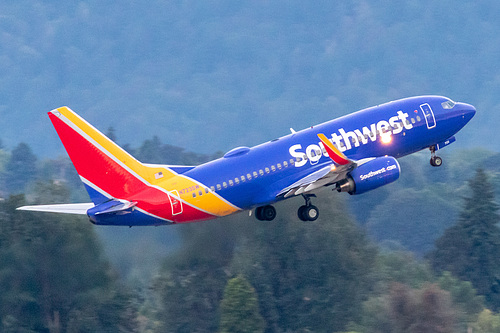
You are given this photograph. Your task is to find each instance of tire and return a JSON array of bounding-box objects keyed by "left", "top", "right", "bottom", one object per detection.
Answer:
[
  {"left": 298, "top": 205, "right": 308, "bottom": 221},
  {"left": 298, "top": 205, "right": 319, "bottom": 221},
  {"left": 255, "top": 206, "right": 264, "bottom": 221},
  {"left": 256, "top": 205, "right": 276, "bottom": 221},
  {"left": 430, "top": 156, "right": 443, "bottom": 167},
  {"left": 305, "top": 205, "right": 319, "bottom": 221},
  {"left": 263, "top": 205, "right": 276, "bottom": 221}
]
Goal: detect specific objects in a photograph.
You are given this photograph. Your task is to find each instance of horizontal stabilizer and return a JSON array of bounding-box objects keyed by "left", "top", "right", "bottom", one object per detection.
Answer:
[
  {"left": 88, "top": 199, "right": 137, "bottom": 216},
  {"left": 16, "top": 203, "right": 94, "bottom": 215}
]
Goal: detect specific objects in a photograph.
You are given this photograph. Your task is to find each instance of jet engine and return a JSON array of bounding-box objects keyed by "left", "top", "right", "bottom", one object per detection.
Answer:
[{"left": 337, "top": 156, "right": 400, "bottom": 195}]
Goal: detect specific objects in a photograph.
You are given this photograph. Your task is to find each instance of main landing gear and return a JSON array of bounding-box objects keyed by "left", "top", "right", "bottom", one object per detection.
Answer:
[
  {"left": 298, "top": 194, "right": 319, "bottom": 222},
  {"left": 429, "top": 145, "right": 443, "bottom": 167},
  {"left": 255, "top": 205, "right": 276, "bottom": 221},
  {"left": 254, "top": 194, "right": 320, "bottom": 222}
]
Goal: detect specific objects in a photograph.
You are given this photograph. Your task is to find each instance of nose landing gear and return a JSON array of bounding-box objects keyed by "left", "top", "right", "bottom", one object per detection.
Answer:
[{"left": 429, "top": 145, "right": 443, "bottom": 167}]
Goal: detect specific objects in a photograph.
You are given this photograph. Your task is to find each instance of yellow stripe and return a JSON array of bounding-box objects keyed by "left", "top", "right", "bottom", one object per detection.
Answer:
[{"left": 156, "top": 174, "right": 240, "bottom": 216}]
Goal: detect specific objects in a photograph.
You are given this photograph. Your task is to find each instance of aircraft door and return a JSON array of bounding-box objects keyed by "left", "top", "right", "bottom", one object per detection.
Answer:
[
  {"left": 419, "top": 103, "right": 436, "bottom": 129},
  {"left": 169, "top": 190, "right": 183, "bottom": 216}
]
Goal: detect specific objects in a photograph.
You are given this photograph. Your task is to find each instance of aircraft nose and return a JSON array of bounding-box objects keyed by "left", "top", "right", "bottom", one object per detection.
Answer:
[{"left": 457, "top": 102, "right": 476, "bottom": 121}]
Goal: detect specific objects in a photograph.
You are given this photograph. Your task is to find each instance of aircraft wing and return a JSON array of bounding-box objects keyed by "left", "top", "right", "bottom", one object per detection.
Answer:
[
  {"left": 277, "top": 133, "right": 373, "bottom": 198},
  {"left": 16, "top": 203, "right": 94, "bottom": 215}
]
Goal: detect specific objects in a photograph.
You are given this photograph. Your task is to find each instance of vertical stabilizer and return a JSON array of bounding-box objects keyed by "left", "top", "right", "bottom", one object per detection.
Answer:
[{"left": 49, "top": 107, "right": 153, "bottom": 204}]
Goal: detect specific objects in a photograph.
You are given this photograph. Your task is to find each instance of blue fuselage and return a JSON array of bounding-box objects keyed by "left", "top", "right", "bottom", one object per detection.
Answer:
[{"left": 185, "top": 96, "right": 476, "bottom": 210}]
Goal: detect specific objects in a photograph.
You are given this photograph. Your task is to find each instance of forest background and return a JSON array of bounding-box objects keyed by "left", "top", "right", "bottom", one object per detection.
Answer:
[{"left": 2, "top": 1, "right": 500, "bottom": 332}]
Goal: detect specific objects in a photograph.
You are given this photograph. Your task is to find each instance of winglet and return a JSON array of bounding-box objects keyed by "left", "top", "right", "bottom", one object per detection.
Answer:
[{"left": 317, "top": 133, "right": 350, "bottom": 165}]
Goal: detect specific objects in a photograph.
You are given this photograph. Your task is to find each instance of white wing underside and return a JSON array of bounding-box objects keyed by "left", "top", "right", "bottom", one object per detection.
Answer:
[
  {"left": 16, "top": 203, "right": 94, "bottom": 215},
  {"left": 277, "top": 158, "right": 375, "bottom": 198}
]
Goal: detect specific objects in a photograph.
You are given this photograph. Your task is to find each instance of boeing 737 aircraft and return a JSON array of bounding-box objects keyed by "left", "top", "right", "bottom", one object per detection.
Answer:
[{"left": 18, "top": 96, "right": 475, "bottom": 225}]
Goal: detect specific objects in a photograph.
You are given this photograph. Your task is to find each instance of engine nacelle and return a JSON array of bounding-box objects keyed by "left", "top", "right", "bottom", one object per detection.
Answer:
[{"left": 337, "top": 156, "right": 400, "bottom": 195}]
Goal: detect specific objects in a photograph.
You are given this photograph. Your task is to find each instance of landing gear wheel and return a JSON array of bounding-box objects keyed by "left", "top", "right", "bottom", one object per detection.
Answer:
[
  {"left": 430, "top": 156, "right": 442, "bottom": 167},
  {"left": 298, "top": 204, "right": 319, "bottom": 221},
  {"left": 429, "top": 145, "right": 442, "bottom": 167},
  {"left": 255, "top": 205, "right": 276, "bottom": 221},
  {"left": 298, "top": 205, "right": 308, "bottom": 221}
]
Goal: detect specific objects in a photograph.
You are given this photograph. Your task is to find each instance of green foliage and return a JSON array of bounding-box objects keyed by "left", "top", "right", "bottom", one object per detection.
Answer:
[
  {"left": 472, "top": 309, "right": 500, "bottom": 333},
  {"left": 368, "top": 251, "right": 434, "bottom": 292},
  {"left": 152, "top": 219, "right": 246, "bottom": 333},
  {"left": 438, "top": 271, "right": 485, "bottom": 324},
  {"left": 366, "top": 187, "right": 459, "bottom": 255},
  {"left": 134, "top": 135, "right": 215, "bottom": 165},
  {"left": 0, "top": 192, "right": 138, "bottom": 332},
  {"left": 4, "top": 143, "right": 37, "bottom": 194},
  {"left": 152, "top": 192, "right": 376, "bottom": 332},
  {"left": 358, "top": 283, "right": 455, "bottom": 333},
  {"left": 428, "top": 169, "right": 500, "bottom": 309},
  {"left": 218, "top": 275, "right": 265, "bottom": 333},
  {"left": 229, "top": 193, "right": 377, "bottom": 332}
]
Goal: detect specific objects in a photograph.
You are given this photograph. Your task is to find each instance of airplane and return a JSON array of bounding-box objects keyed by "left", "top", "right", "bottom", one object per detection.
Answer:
[{"left": 17, "top": 96, "right": 476, "bottom": 225}]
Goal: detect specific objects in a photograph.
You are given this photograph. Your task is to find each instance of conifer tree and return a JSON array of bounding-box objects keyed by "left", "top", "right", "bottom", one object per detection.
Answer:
[
  {"left": 218, "top": 275, "right": 265, "bottom": 333},
  {"left": 5, "top": 143, "right": 37, "bottom": 194},
  {"left": 429, "top": 168, "right": 500, "bottom": 309}
]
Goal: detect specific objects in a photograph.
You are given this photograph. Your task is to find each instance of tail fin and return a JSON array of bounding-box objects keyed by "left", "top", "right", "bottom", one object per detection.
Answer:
[{"left": 48, "top": 107, "right": 171, "bottom": 204}]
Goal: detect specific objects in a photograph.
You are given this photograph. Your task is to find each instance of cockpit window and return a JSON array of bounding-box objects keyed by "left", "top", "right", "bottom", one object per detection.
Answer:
[{"left": 441, "top": 100, "right": 456, "bottom": 109}]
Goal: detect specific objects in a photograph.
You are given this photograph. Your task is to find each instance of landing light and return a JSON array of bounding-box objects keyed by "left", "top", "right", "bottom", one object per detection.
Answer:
[{"left": 381, "top": 133, "right": 392, "bottom": 144}]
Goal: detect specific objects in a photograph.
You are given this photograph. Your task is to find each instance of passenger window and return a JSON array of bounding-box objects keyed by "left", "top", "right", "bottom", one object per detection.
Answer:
[
  {"left": 217, "top": 184, "right": 222, "bottom": 191},
  {"left": 253, "top": 171, "right": 258, "bottom": 178},
  {"left": 290, "top": 159, "right": 295, "bottom": 165},
  {"left": 210, "top": 186, "right": 215, "bottom": 192},
  {"left": 277, "top": 163, "right": 282, "bottom": 170},
  {"left": 271, "top": 165, "right": 276, "bottom": 172},
  {"left": 247, "top": 173, "right": 252, "bottom": 180},
  {"left": 283, "top": 161, "right": 288, "bottom": 167},
  {"left": 417, "top": 115, "right": 421, "bottom": 121},
  {"left": 241, "top": 176, "right": 246, "bottom": 182},
  {"left": 265, "top": 167, "right": 270, "bottom": 174},
  {"left": 296, "top": 157, "right": 302, "bottom": 162},
  {"left": 229, "top": 180, "right": 233, "bottom": 186},
  {"left": 259, "top": 169, "right": 264, "bottom": 176},
  {"left": 223, "top": 182, "right": 227, "bottom": 188},
  {"left": 192, "top": 193, "right": 196, "bottom": 198},
  {"left": 411, "top": 118, "right": 416, "bottom": 124},
  {"left": 205, "top": 188, "right": 209, "bottom": 194},
  {"left": 235, "top": 177, "right": 240, "bottom": 184},
  {"left": 198, "top": 190, "right": 202, "bottom": 196}
]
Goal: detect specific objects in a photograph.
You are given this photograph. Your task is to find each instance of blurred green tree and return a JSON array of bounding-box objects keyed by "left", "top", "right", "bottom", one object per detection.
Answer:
[
  {"left": 5, "top": 143, "right": 37, "bottom": 194},
  {"left": 230, "top": 193, "right": 377, "bottom": 332},
  {"left": 0, "top": 192, "right": 138, "bottom": 332},
  {"left": 428, "top": 169, "right": 500, "bottom": 309},
  {"left": 358, "top": 283, "right": 455, "bottom": 333},
  {"left": 472, "top": 309, "right": 500, "bottom": 333},
  {"left": 218, "top": 275, "right": 265, "bottom": 333}
]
